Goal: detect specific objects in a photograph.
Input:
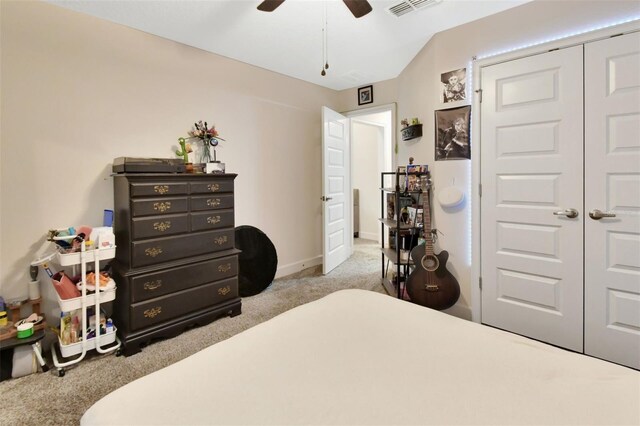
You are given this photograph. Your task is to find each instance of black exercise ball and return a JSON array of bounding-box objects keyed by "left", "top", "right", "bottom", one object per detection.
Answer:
[{"left": 234, "top": 226, "right": 278, "bottom": 297}]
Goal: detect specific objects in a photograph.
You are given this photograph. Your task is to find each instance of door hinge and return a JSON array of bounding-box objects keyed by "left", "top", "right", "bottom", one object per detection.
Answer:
[
  {"left": 479, "top": 277, "right": 483, "bottom": 290},
  {"left": 475, "top": 89, "right": 483, "bottom": 103},
  {"left": 479, "top": 183, "right": 482, "bottom": 197}
]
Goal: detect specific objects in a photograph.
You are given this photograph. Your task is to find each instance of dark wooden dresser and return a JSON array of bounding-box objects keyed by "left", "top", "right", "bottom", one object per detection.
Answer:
[{"left": 111, "top": 173, "right": 241, "bottom": 356}]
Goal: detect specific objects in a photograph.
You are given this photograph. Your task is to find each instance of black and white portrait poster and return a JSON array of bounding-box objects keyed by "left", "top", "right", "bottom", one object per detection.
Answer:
[
  {"left": 435, "top": 105, "right": 471, "bottom": 161},
  {"left": 441, "top": 68, "right": 466, "bottom": 103}
]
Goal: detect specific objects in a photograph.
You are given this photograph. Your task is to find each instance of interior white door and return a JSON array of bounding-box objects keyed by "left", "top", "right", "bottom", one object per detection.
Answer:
[
  {"left": 322, "top": 106, "right": 351, "bottom": 274},
  {"left": 480, "top": 46, "right": 584, "bottom": 352},
  {"left": 584, "top": 32, "right": 640, "bottom": 369}
]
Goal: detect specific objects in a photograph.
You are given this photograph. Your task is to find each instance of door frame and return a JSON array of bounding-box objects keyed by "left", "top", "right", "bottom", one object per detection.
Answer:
[
  {"left": 343, "top": 103, "right": 397, "bottom": 252},
  {"left": 471, "top": 21, "right": 640, "bottom": 323}
]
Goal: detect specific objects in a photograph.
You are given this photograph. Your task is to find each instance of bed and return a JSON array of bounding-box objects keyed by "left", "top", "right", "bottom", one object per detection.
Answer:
[{"left": 82, "top": 289, "right": 640, "bottom": 425}]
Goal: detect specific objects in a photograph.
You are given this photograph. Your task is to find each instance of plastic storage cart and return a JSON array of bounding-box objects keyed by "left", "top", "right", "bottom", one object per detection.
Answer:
[{"left": 48, "top": 232, "right": 121, "bottom": 376}]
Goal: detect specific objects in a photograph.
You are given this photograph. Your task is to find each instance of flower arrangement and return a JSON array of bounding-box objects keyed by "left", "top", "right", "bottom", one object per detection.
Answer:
[
  {"left": 401, "top": 118, "right": 420, "bottom": 128},
  {"left": 186, "top": 120, "right": 225, "bottom": 163}
]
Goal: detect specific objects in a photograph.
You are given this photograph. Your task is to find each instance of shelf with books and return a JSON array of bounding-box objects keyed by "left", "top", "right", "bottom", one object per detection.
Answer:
[{"left": 379, "top": 167, "right": 429, "bottom": 299}]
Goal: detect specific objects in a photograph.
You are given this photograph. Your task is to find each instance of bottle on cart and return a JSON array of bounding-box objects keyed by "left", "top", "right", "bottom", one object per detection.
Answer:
[{"left": 70, "top": 316, "right": 79, "bottom": 343}]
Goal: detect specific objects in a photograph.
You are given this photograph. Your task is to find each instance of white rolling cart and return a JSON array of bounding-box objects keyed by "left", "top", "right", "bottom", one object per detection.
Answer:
[{"left": 49, "top": 233, "right": 121, "bottom": 377}]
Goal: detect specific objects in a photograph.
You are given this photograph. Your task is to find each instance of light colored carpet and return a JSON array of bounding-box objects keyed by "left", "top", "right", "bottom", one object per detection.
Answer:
[{"left": 0, "top": 239, "right": 385, "bottom": 425}]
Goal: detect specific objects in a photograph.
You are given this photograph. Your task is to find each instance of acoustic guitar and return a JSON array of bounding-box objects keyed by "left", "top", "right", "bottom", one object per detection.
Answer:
[{"left": 406, "top": 175, "right": 460, "bottom": 310}]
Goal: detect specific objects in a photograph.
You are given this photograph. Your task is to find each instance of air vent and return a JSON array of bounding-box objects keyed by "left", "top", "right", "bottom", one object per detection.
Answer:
[{"left": 387, "top": 0, "right": 442, "bottom": 17}]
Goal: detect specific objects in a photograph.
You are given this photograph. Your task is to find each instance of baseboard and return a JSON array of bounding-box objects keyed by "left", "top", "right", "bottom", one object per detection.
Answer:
[
  {"left": 275, "top": 255, "right": 323, "bottom": 278},
  {"left": 443, "top": 302, "right": 473, "bottom": 321},
  {"left": 356, "top": 231, "right": 377, "bottom": 241}
]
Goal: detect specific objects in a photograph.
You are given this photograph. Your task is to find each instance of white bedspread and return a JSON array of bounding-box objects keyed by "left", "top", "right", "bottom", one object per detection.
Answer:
[{"left": 82, "top": 289, "right": 640, "bottom": 425}]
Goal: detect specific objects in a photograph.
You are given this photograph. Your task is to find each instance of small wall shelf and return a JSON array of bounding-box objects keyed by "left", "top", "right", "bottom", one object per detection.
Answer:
[{"left": 401, "top": 124, "right": 423, "bottom": 141}]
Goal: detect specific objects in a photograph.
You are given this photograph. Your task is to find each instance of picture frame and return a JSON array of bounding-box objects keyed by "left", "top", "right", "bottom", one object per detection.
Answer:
[
  {"left": 435, "top": 105, "right": 471, "bottom": 161},
  {"left": 358, "top": 85, "right": 373, "bottom": 106},
  {"left": 440, "top": 68, "right": 466, "bottom": 104}
]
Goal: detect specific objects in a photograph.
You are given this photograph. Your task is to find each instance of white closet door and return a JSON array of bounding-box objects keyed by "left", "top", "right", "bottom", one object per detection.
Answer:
[
  {"left": 584, "top": 32, "right": 640, "bottom": 369},
  {"left": 480, "top": 46, "right": 584, "bottom": 352}
]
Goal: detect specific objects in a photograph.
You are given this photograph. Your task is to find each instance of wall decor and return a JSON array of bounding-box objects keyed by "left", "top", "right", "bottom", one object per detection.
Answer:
[
  {"left": 435, "top": 105, "right": 471, "bottom": 161},
  {"left": 358, "top": 85, "right": 373, "bottom": 105},
  {"left": 400, "top": 118, "right": 423, "bottom": 141},
  {"left": 441, "top": 68, "right": 466, "bottom": 103}
]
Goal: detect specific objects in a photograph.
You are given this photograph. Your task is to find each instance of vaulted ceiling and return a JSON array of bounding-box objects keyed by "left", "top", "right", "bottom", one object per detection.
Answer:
[{"left": 47, "top": 0, "right": 531, "bottom": 90}]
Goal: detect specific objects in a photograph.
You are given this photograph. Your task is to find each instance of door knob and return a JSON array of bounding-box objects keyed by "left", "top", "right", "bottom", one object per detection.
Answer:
[
  {"left": 321, "top": 196, "right": 333, "bottom": 202},
  {"left": 553, "top": 208, "right": 579, "bottom": 218},
  {"left": 589, "top": 209, "right": 616, "bottom": 220}
]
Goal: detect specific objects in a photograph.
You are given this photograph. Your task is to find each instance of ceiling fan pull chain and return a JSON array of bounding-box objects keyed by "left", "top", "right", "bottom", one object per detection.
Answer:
[{"left": 325, "top": 2, "right": 329, "bottom": 70}]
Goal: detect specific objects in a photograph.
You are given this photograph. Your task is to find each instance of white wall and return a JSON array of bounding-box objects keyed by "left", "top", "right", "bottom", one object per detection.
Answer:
[
  {"left": 339, "top": 0, "right": 640, "bottom": 319},
  {"left": 0, "top": 1, "right": 340, "bottom": 317},
  {"left": 352, "top": 121, "right": 383, "bottom": 241}
]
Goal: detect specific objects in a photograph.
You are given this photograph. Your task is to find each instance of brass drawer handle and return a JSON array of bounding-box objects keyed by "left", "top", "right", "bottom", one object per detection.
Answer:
[
  {"left": 218, "top": 286, "right": 231, "bottom": 296},
  {"left": 207, "top": 198, "right": 221, "bottom": 208},
  {"left": 214, "top": 236, "right": 228, "bottom": 246},
  {"left": 207, "top": 215, "right": 221, "bottom": 225},
  {"left": 153, "top": 202, "right": 172, "bottom": 213},
  {"left": 218, "top": 263, "right": 231, "bottom": 273},
  {"left": 207, "top": 183, "right": 220, "bottom": 192},
  {"left": 145, "top": 247, "right": 163, "bottom": 257},
  {"left": 143, "top": 280, "right": 162, "bottom": 291},
  {"left": 144, "top": 307, "right": 162, "bottom": 318},
  {"left": 153, "top": 221, "right": 172, "bottom": 232},
  {"left": 154, "top": 185, "right": 169, "bottom": 194}
]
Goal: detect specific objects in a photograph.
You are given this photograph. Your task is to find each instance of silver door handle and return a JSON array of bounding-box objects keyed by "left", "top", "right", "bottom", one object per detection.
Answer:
[
  {"left": 321, "top": 196, "right": 333, "bottom": 202},
  {"left": 589, "top": 209, "right": 616, "bottom": 220},
  {"left": 553, "top": 208, "right": 579, "bottom": 218}
]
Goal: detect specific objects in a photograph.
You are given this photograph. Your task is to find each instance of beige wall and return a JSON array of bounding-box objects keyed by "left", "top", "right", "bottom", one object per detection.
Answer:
[
  {"left": 340, "top": 0, "right": 640, "bottom": 319},
  {"left": 0, "top": 1, "right": 340, "bottom": 315},
  {"left": 352, "top": 121, "right": 383, "bottom": 241}
]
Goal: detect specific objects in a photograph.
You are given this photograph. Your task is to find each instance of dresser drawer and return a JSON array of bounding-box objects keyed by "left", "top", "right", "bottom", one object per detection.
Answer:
[
  {"left": 131, "top": 255, "right": 238, "bottom": 302},
  {"left": 130, "top": 182, "right": 188, "bottom": 197},
  {"left": 131, "top": 229, "right": 235, "bottom": 267},
  {"left": 190, "top": 180, "right": 234, "bottom": 194},
  {"left": 131, "top": 197, "right": 188, "bottom": 217},
  {"left": 190, "top": 194, "right": 234, "bottom": 211},
  {"left": 130, "top": 277, "right": 238, "bottom": 330},
  {"left": 132, "top": 214, "right": 189, "bottom": 240},
  {"left": 191, "top": 209, "right": 234, "bottom": 232}
]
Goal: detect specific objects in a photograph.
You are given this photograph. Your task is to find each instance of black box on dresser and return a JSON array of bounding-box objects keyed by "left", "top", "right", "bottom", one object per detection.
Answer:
[{"left": 111, "top": 173, "right": 241, "bottom": 356}]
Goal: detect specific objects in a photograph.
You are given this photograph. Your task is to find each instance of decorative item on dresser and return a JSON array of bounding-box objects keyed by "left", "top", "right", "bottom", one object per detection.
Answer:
[{"left": 111, "top": 173, "right": 240, "bottom": 356}]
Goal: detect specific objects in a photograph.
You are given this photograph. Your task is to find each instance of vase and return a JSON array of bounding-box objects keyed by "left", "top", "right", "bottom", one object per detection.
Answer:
[{"left": 199, "top": 140, "right": 213, "bottom": 164}]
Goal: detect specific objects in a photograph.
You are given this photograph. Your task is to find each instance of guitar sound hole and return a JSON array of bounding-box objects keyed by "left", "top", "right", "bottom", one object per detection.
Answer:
[{"left": 421, "top": 255, "right": 439, "bottom": 272}]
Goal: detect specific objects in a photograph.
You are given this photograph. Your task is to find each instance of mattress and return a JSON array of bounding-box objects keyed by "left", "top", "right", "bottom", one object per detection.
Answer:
[{"left": 82, "top": 289, "right": 640, "bottom": 425}]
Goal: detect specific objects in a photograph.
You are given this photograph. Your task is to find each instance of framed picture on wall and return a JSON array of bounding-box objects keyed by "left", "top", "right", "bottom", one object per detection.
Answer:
[
  {"left": 358, "top": 85, "right": 373, "bottom": 105},
  {"left": 435, "top": 105, "right": 471, "bottom": 161},
  {"left": 441, "top": 68, "right": 466, "bottom": 103}
]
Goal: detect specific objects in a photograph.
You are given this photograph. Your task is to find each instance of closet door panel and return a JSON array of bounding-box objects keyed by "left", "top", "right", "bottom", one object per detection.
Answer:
[
  {"left": 480, "top": 46, "right": 584, "bottom": 352},
  {"left": 585, "top": 32, "right": 640, "bottom": 370}
]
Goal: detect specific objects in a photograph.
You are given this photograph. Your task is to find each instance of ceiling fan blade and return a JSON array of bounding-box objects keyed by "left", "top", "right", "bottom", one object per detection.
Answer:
[
  {"left": 257, "top": 0, "right": 285, "bottom": 12},
  {"left": 343, "top": 0, "right": 372, "bottom": 18}
]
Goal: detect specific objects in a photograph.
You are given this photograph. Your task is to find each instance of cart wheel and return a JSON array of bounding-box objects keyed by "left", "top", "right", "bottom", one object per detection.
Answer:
[
  {"left": 58, "top": 369, "right": 65, "bottom": 377},
  {"left": 41, "top": 365, "right": 50, "bottom": 373},
  {"left": 116, "top": 348, "right": 122, "bottom": 357}
]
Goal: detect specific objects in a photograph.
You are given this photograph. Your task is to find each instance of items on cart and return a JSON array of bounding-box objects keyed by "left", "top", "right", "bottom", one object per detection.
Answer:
[
  {"left": 58, "top": 308, "right": 111, "bottom": 346},
  {"left": 44, "top": 224, "right": 121, "bottom": 376},
  {"left": 48, "top": 226, "right": 115, "bottom": 254}
]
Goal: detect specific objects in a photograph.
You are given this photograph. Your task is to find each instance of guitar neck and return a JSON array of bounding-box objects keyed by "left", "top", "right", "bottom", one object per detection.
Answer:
[{"left": 422, "top": 178, "right": 434, "bottom": 256}]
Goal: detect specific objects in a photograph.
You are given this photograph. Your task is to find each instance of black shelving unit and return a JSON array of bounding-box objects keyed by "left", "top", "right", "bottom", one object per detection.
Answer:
[{"left": 379, "top": 169, "right": 429, "bottom": 299}]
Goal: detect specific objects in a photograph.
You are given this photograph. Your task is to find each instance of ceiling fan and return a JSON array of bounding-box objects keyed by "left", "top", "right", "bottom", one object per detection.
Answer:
[{"left": 257, "top": 0, "right": 373, "bottom": 18}]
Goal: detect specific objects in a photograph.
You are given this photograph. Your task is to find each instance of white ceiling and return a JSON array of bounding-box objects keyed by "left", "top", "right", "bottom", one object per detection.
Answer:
[{"left": 47, "top": 0, "right": 531, "bottom": 90}]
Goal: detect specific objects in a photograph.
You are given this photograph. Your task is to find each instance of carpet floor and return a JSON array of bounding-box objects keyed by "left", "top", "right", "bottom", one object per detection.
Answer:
[{"left": 0, "top": 239, "right": 385, "bottom": 425}]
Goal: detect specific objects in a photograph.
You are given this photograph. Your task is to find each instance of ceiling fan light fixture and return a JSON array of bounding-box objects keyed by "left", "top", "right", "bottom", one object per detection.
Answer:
[
  {"left": 257, "top": 0, "right": 373, "bottom": 18},
  {"left": 257, "top": 0, "right": 285, "bottom": 12}
]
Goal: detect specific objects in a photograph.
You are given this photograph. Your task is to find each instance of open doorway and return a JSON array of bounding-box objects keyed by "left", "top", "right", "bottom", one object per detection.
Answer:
[{"left": 344, "top": 104, "right": 395, "bottom": 247}]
